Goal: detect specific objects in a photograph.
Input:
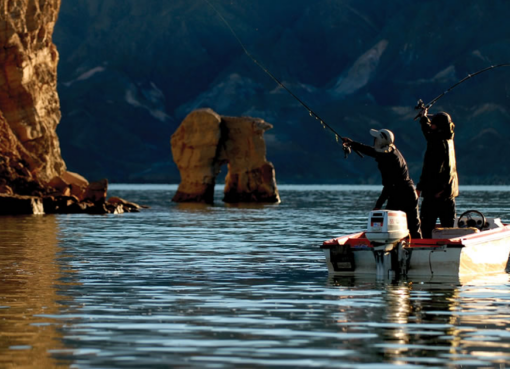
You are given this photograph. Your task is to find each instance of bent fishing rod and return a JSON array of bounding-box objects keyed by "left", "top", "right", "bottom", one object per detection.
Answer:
[
  {"left": 202, "top": 0, "right": 362, "bottom": 158},
  {"left": 414, "top": 63, "right": 510, "bottom": 119}
]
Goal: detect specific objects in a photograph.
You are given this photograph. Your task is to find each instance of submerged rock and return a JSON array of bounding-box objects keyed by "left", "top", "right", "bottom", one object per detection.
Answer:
[
  {"left": 0, "top": 194, "right": 44, "bottom": 215},
  {"left": 171, "top": 108, "right": 280, "bottom": 204},
  {"left": 43, "top": 178, "right": 143, "bottom": 215}
]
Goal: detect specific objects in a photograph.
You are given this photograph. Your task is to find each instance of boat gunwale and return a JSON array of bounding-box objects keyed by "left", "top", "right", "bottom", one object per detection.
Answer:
[{"left": 321, "top": 224, "right": 510, "bottom": 250}]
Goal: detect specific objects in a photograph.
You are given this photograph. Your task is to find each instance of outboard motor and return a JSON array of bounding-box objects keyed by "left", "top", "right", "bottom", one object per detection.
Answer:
[{"left": 365, "top": 210, "right": 411, "bottom": 278}]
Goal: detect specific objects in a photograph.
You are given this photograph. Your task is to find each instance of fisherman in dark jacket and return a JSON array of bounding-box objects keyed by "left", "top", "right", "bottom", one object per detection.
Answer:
[
  {"left": 416, "top": 111, "right": 459, "bottom": 238},
  {"left": 343, "top": 129, "right": 422, "bottom": 239}
]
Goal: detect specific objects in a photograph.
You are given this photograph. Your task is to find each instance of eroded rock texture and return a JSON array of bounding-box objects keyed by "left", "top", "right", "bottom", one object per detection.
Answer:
[
  {"left": 0, "top": 109, "right": 46, "bottom": 195},
  {"left": 0, "top": 0, "right": 65, "bottom": 183},
  {"left": 171, "top": 108, "right": 280, "bottom": 204},
  {"left": 0, "top": 0, "right": 142, "bottom": 214}
]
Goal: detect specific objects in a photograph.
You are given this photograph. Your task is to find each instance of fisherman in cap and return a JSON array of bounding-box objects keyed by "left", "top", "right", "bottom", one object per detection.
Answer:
[
  {"left": 416, "top": 110, "right": 459, "bottom": 238},
  {"left": 343, "top": 129, "right": 422, "bottom": 239}
]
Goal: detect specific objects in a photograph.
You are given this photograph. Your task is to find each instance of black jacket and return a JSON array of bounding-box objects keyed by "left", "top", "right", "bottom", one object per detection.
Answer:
[
  {"left": 417, "top": 117, "right": 459, "bottom": 199},
  {"left": 350, "top": 141, "right": 415, "bottom": 209}
]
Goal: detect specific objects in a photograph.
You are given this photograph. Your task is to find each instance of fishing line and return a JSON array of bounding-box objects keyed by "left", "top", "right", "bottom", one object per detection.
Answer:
[
  {"left": 202, "top": 0, "right": 362, "bottom": 158},
  {"left": 415, "top": 63, "right": 510, "bottom": 118}
]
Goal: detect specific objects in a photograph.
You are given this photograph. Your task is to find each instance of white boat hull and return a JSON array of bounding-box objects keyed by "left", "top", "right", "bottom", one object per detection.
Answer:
[{"left": 322, "top": 225, "right": 510, "bottom": 277}]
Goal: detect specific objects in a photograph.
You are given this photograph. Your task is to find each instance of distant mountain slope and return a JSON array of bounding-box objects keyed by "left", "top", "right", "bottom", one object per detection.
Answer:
[{"left": 53, "top": 0, "right": 510, "bottom": 184}]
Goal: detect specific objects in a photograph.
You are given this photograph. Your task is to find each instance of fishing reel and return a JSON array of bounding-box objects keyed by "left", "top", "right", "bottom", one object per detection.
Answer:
[
  {"left": 413, "top": 99, "right": 427, "bottom": 120},
  {"left": 342, "top": 143, "right": 352, "bottom": 159},
  {"left": 415, "top": 99, "right": 425, "bottom": 111},
  {"left": 341, "top": 137, "right": 361, "bottom": 159},
  {"left": 342, "top": 142, "right": 364, "bottom": 159}
]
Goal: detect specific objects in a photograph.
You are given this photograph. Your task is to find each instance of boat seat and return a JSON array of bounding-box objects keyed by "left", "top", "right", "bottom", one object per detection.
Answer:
[{"left": 431, "top": 227, "right": 480, "bottom": 239}]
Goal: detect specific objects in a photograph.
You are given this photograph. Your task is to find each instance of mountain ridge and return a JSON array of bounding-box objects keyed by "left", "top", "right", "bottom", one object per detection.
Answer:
[{"left": 53, "top": 0, "right": 510, "bottom": 184}]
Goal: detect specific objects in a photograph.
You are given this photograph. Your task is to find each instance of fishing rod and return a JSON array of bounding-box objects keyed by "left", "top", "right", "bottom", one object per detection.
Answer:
[
  {"left": 202, "top": 0, "right": 362, "bottom": 158},
  {"left": 414, "top": 63, "right": 510, "bottom": 119}
]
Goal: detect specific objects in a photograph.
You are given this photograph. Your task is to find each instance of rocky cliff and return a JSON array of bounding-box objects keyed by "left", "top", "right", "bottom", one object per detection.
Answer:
[
  {"left": 0, "top": 0, "right": 64, "bottom": 185},
  {"left": 0, "top": 0, "right": 140, "bottom": 214}
]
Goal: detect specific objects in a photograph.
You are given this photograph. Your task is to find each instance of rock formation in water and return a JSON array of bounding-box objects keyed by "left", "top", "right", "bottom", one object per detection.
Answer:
[
  {"left": 171, "top": 108, "right": 280, "bottom": 204},
  {"left": 0, "top": 0, "right": 140, "bottom": 214}
]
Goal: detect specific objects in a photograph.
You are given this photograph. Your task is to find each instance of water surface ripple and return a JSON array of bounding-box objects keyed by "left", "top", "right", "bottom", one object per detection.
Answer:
[{"left": 1, "top": 185, "right": 510, "bottom": 368}]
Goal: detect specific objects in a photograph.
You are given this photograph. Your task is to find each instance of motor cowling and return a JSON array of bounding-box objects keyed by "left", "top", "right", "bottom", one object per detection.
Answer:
[
  {"left": 365, "top": 210, "right": 411, "bottom": 278},
  {"left": 365, "top": 210, "right": 409, "bottom": 246}
]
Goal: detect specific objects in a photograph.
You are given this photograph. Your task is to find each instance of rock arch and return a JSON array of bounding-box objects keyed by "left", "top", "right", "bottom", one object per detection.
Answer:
[{"left": 171, "top": 108, "right": 280, "bottom": 204}]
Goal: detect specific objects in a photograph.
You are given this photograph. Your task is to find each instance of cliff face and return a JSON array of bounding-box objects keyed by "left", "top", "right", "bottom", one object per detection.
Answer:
[
  {"left": 0, "top": 0, "right": 65, "bottom": 185},
  {"left": 0, "top": 1, "right": 142, "bottom": 214},
  {"left": 0, "top": 108, "right": 43, "bottom": 198}
]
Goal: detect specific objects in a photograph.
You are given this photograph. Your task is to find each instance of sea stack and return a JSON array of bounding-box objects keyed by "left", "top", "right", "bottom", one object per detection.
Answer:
[{"left": 171, "top": 108, "right": 280, "bottom": 204}]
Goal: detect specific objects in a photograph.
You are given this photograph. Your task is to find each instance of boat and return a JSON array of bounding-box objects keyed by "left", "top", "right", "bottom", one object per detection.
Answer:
[{"left": 321, "top": 209, "right": 510, "bottom": 278}]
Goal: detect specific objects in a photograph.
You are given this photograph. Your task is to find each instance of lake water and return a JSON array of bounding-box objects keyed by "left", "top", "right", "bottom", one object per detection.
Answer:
[{"left": 1, "top": 184, "right": 510, "bottom": 368}]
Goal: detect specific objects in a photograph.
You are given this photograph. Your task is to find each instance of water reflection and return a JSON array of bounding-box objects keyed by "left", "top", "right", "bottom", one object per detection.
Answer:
[
  {"left": 224, "top": 203, "right": 277, "bottom": 209},
  {"left": 0, "top": 215, "right": 74, "bottom": 368},
  {"left": 328, "top": 274, "right": 510, "bottom": 367},
  {"left": 174, "top": 202, "right": 215, "bottom": 212},
  {"left": 1, "top": 186, "right": 510, "bottom": 368}
]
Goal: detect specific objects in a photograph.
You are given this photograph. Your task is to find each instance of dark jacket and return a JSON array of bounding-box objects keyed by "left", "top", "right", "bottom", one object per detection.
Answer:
[
  {"left": 350, "top": 141, "right": 415, "bottom": 209},
  {"left": 417, "top": 117, "right": 459, "bottom": 199}
]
